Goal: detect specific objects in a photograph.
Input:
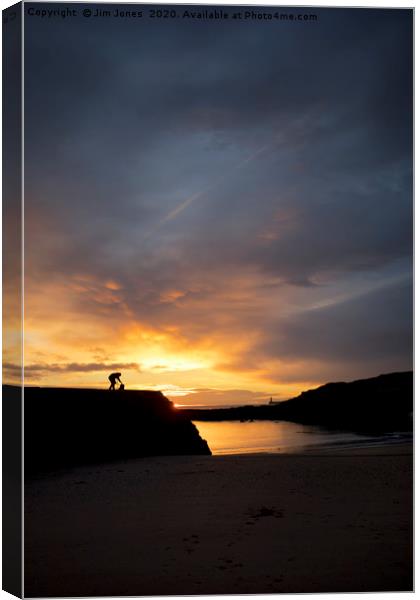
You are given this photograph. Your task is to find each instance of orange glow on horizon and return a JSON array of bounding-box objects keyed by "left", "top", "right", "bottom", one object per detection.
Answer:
[{"left": 0, "top": 266, "right": 330, "bottom": 405}]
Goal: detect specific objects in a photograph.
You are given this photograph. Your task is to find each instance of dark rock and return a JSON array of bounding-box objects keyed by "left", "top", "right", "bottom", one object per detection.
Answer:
[
  {"left": 183, "top": 371, "right": 413, "bottom": 434},
  {"left": 16, "top": 386, "right": 211, "bottom": 475}
]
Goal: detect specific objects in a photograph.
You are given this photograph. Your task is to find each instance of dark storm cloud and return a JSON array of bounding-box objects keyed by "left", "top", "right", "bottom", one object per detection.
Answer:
[
  {"left": 256, "top": 277, "right": 413, "bottom": 365},
  {"left": 24, "top": 5, "right": 413, "bottom": 379}
]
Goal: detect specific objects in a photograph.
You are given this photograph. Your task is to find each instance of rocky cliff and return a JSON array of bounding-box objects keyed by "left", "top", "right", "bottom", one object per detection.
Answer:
[{"left": 20, "top": 386, "right": 211, "bottom": 475}]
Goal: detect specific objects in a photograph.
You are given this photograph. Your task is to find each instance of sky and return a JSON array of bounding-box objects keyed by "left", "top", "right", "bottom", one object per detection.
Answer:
[{"left": 4, "top": 4, "right": 413, "bottom": 405}]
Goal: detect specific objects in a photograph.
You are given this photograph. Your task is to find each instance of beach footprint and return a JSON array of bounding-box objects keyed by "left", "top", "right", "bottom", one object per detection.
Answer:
[
  {"left": 246, "top": 506, "right": 284, "bottom": 523},
  {"left": 182, "top": 534, "right": 200, "bottom": 554}
]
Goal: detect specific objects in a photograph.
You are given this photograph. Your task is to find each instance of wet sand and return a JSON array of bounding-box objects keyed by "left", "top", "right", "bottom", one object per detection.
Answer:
[{"left": 24, "top": 443, "right": 413, "bottom": 597}]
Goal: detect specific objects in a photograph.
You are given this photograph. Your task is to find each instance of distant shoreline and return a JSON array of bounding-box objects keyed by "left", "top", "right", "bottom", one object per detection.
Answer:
[{"left": 181, "top": 371, "right": 413, "bottom": 435}]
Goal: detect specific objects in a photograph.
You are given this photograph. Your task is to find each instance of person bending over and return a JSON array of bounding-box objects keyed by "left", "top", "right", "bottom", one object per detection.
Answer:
[{"left": 108, "top": 372, "right": 122, "bottom": 391}]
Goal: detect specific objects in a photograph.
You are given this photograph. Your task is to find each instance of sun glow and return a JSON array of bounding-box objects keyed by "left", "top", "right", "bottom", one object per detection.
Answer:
[
  {"left": 141, "top": 384, "right": 197, "bottom": 397},
  {"left": 13, "top": 265, "right": 329, "bottom": 402},
  {"left": 141, "top": 356, "right": 211, "bottom": 373}
]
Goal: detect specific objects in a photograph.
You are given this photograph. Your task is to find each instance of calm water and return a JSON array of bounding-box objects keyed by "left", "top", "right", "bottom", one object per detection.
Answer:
[{"left": 193, "top": 420, "right": 411, "bottom": 455}]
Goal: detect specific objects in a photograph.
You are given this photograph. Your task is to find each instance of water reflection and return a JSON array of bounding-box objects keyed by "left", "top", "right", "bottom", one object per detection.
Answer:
[{"left": 193, "top": 420, "right": 396, "bottom": 455}]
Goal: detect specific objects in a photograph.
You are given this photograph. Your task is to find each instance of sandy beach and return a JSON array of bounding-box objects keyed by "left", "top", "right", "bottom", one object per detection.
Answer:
[{"left": 24, "top": 443, "right": 413, "bottom": 597}]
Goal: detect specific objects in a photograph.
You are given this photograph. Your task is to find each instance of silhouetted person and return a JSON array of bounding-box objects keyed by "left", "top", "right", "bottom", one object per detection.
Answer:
[
  {"left": 108, "top": 372, "right": 122, "bottom": 391},
  {"left": 118, "top": 383, "right": 125, "bottom": 391}
]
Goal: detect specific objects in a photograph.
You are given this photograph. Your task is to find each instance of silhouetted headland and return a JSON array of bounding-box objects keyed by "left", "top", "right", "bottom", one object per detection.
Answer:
[
  {"left": 17, "top": 386, "right": 211, "bottom": 475},
  {"left": 183, "top": 372, "right": 413, "bottom": 433}
]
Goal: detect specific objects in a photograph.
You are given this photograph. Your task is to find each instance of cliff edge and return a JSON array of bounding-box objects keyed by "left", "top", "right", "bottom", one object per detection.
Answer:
[{"left": 18, "top": 386, "right": 211, "bottom": 475}]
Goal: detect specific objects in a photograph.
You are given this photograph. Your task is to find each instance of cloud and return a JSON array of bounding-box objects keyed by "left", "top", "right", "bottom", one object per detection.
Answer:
[
  {"left": 4, "top": 362, "right": 141, "bottom": 380},
  {"left": 15, "top": 7, "right": 413, "bottom": 392},
  {"left": 249, "top": 277, "right": 413, "bottom": 381}
]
